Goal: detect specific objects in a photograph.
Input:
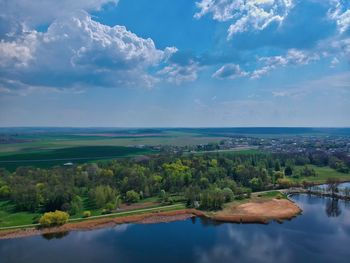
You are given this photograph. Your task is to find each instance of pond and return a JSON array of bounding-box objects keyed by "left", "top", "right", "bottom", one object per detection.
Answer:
[{"left": 1, "top": 192, "right": 350, "bottom": 262}]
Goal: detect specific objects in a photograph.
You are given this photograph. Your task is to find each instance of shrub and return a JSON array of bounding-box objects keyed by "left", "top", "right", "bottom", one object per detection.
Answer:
[
  {"left": 83, "top": 211, "right": 91, "bottom": 218},
  {"left": 275, "top": 193, "right": 284, "bottom": 199},
  {"left": 0, "top": 185, "right": 10, "bottom": 199},
  {"left": 125, "top": 190, "right": 140, "bottom": 204},
  {"left": 104, "top": 202, "right": 115, "bottom": 212},
  {"left": 277, "top": 178, "right": 293, "bottom": 188},
  {"left": 39, "top": 210, "right": 69, "bottom": 227}
]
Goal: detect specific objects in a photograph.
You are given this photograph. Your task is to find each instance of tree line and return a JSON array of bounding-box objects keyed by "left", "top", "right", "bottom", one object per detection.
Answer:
[{"left": 0, "top": 151, "right": 343, "bottom": 213}]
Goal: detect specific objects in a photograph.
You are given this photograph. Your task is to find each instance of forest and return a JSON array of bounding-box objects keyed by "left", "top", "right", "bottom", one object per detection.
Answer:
[{"left": 0, "top": 151, "right": 349, "bottom": 219}]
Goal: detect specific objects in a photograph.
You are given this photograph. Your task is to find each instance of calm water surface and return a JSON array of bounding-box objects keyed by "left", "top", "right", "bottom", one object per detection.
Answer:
[{"left": 1, "top": 193, "right": 350, "bottom": 263}]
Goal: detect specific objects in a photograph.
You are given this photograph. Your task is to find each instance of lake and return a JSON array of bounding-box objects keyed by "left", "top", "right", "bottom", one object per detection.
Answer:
[{"left": 1, "top": 193, "right": 350, "bottom": 262}]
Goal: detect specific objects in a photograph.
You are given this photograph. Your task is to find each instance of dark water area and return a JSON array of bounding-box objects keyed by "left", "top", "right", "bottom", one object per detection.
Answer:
[{"left": 1, "top": 194, "right": 350, "bottom": 263}]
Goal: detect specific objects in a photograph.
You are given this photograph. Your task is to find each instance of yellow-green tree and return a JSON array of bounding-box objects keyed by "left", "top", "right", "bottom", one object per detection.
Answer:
[{"left": 39, "top": 210, "right": 69, "bottom": 227}]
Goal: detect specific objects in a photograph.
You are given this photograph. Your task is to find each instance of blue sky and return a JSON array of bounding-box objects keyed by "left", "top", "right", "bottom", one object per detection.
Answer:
[{"left": 0, "top": 0, "right": 349, "bottom": 127}]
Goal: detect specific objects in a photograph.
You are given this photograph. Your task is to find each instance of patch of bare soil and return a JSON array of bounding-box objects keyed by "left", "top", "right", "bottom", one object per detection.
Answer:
[{"left": 213, "top": 198, "right": 301, "bottom": 224}]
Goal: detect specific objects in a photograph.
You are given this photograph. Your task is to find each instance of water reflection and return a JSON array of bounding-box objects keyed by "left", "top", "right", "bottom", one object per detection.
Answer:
[
  {"left": 42, "top": 231, "right": 70, "bottom": 240},
  {"left": 325, "top": 198, "right": 341, "bottom": 217}
]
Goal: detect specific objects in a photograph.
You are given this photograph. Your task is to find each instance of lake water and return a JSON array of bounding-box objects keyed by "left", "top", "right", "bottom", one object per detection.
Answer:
[{"left": 1, "top": 194, "right": 350, "bottom": 263}]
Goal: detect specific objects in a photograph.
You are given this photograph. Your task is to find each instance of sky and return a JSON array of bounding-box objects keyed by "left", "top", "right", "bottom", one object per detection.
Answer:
[{"left": 0, "top": 0, "right": 349, "bottom": 127}]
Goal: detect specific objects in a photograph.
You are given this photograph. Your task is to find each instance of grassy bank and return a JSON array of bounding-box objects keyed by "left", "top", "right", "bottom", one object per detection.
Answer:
[{"left": 292, "top": 165, "right": 350, "bottom": 184}]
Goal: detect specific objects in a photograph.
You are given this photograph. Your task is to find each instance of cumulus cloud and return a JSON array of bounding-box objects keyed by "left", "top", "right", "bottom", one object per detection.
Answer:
[
  {"left": 194, "top": 0, "right": 294, "bottom": 39},
  {"left": 0, "top": 11, "right": 177, "bottom": 92},
  {"left": 0, "top": 0, "right": 118, "bottom": 29},
  {"left": 212, "top": 64, "right": 248, "bottom": 79}
]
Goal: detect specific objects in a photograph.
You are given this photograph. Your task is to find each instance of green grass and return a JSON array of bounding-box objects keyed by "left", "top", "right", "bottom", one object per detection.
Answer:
[
  {"left": 0, "top": 201, "right": 40, "bottom": 227},
  {"left": 257, "top": 191, "right": 287, "bottom": 199},
  {"left": 291, "top": 165, "right": 350, "bottom": 184},
  {"left": 0, "top": 200, "right": 186, "bottom": 229}
]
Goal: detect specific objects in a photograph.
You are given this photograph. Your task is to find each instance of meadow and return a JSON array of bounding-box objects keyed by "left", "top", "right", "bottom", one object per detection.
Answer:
[{"left": 292, "top": 165, "right": 350, "bottom": 184}]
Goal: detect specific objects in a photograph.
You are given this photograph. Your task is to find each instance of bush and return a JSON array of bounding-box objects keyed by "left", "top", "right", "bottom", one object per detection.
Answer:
[
  {"left": 39, "top": 210, "right": 69, "bottom": 227},
  {"left": 83, "top": 211, "right": 91, "bottom": 218},
  {"left": 0, "top": 185, "right": 10, "bottom": 199},
  {"left": 125, "top": 190, "right": 140, "bottom": 204},
  {"left": 275, "top": 193, "right": 284, "bottom": 199},
  {"left": 277, "top": 178, "right": 293, "bottom": 188},
  {"left": 104, "top": 202, "right": 115, "bottom": 212}
]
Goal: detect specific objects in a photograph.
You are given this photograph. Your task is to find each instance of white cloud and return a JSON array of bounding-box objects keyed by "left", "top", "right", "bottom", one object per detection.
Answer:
[
  {"left": 194, "top": 0, "right": 294, "bottom": 39},
  {"left": 0, "top": 11, "right": 177, "bottom": 91},
  {"left": 157, "top": 61, "right": 200, "bottom": 85},
  {"left": 0, "top": 0, "right": 118, "bottom": 28},
  {"left": 213, "top": 49, "right": 319, "bottom": 80},
  {"left": 0, "top": 33, "right": 36, "bottom": 67},
  {"left": 328, "top": 0, "right": 350, "bottom": 34},
  {"left": 251, "top": 49, "right": 320, "bottom": 78},
  {"left": 330, "top": 57, "right": 340, "bottom": 67},
  {"left": 212, "top": 63, "right": 248, "bottom": 79}
]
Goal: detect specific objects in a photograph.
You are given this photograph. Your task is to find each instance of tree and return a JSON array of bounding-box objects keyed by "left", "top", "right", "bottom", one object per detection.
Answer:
[
  {"left": 300, "top": 165, "right": 316, "bottom": 177},
  {"left": 284, "top": 166, "right": 293, "bottom": 176},
  {"left": 159, "top": 189, "right": 168, "bottom": 203},
  {"left": 274, "top": 160, "right": 281, "bottom": 171},
  {"left": 69, "top": 195, "right": 83, "bottom": 215},
  {"left": 91, "top": 185, "right": 118, "bottom": 209},
  {"left": 39, "top": 210, "right": 69, "bottom": 227},
  {"left": 326, "top": 178, "right": 340, "bottom": 196},
  {"left": 222, "top": 187, "right": 234, "bottom": 202},
  {"left": 125, "top": 190, "right": 140, "bottom": 204},
  {"left": 200, "top": 189, "right": 225, "bottom": 210},
  {"left": 185, "top": 186, "right": 200, "bottom": 207},
  {"left": 249, "top": 177, "right": 263, "bottom": 191},
  {"left": 0, "top": 185, "right": 10, "bottom": 199},
  {"left": 277, "top": 178, "right": 293, "bottom": 188}
]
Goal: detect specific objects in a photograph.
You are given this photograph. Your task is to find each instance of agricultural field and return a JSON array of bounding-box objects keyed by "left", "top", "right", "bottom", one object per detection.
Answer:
[
  {"left": 0, "top": 146, "right": 154, "bottom": 171},
  {"left": 0, "top": 129, "right": 226, "bottom": 154}
]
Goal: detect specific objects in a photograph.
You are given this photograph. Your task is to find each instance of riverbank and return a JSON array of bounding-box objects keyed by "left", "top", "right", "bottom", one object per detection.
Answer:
[
  {"left": 0, "top": 209, "right": 205, "bottom": 240},
  {"left": 0, "top": 195, "right": 302, "bottom": 240}
]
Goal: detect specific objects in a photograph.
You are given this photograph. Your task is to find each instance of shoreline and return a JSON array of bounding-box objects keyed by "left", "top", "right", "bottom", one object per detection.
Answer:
[{"left": 0, "top": 198, "right": 302, "bottom": 240}]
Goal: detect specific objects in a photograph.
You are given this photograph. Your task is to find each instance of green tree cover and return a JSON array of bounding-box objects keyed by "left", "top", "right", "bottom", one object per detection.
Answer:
[{"left": 0, "top": 151, "right": 346, "bottom": 212}]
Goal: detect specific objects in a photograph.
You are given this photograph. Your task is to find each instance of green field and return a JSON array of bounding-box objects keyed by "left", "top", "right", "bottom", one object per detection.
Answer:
[
  {"left": 292, "top": 165, "right": 350, "bottom": 184},
  {"left": 0, "top": 195, "right": 184, "bottom": 228},
  {"left": 0, "top": 201, "right": 40, "bottom": 227},
  {"left": 0, "top": 130, "right": 225, "bottom": 156},
  {"left": 0, "top": 146, "right": 154, "bottom": 171}
]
